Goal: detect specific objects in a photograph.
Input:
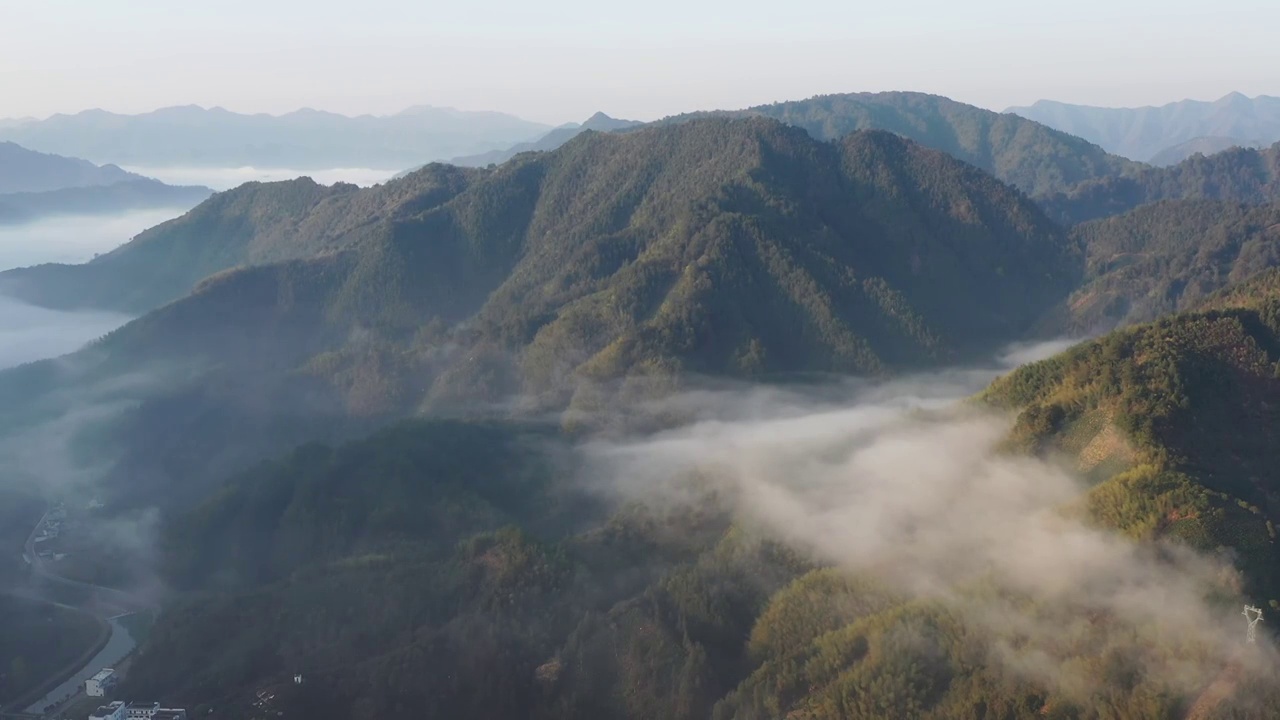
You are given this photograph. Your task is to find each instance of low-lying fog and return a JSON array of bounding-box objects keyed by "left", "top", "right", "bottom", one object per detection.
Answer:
[
  {"left": 124, "top": 166, "right": 402, "bottom": 191},
  {"left": 585, "top": 337, "right": 1279, "bottom": 706},
  {"left": 0, "top": 296, "right": 128, "bottom": 370},
  {"left": 0, "top": 207, "right": 187, "bottom": 269},
  {"left": 0, "top": 210, "right": 155, "bottom": 369}
]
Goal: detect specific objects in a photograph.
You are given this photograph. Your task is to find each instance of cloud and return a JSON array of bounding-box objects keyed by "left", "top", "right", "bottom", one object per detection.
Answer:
[{"left": 582, "top": 342, "right": 1279, "bottom": 704}]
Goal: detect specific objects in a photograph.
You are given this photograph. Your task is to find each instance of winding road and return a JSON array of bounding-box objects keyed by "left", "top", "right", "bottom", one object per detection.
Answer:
[
  {"left": 23, "top": 509, "right": 150, "bottom": 617},
  {"left": 7, "top": 507, "right": 155, "bottom": 717}
]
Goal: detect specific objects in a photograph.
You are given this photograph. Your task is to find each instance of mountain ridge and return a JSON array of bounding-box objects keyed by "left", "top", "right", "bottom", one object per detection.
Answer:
[
  {"left": 0, "top": 105, "right": 553, "bottom": 170},
  {"left": 0, "top": 141, "right": 214, "bottom": 225},
  {"left": 0, "top": 179, "right": 213, "bottom": 226},
  {"left": 660, "top": 91, "right": 1141, "bottom": 198},
  {"left": 0, "top": 140, "right": 144, "bottom": 193}
]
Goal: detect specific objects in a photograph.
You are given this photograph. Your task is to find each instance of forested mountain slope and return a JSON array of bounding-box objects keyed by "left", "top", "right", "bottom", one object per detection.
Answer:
[
  {"left": 1049, "top": 200, "right": 1280, "bottom": 333},
  {"left": 1044, "top": 142, "right": 1280, "bottom": 224},
  {"left": 664, "top": 91, "right": 1140, "bottom": 197},
  {"left": 983, "top": 284, "right": 1280, "bottom": 600},
  {"left": 36, "top": 118, "right": 1079, "bottom": 416},
  {"left": 120, "top": 347, "right": 1280, "bottom": 720},
  {"left": 0, "top": 164, "right": 481, "bottom": 313}
]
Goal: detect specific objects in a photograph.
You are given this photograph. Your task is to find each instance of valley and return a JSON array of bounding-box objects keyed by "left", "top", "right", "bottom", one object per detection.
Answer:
[
  {"left": 4, "top": 65, "right": 1280, "bottom": 720},
  {"left": 2, "top": 502, "right": 154, "bottom": 718}
]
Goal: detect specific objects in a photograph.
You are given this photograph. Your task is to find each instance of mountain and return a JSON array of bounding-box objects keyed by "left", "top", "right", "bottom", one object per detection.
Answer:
[
  {"left": 1006, "top": 92, "right": 1280, "bottom": 162},
  {"left": 0, "top": 117, "right": 1082, "bottom": 520},
  {"left": 1044, "top": 142, "right": 1280, "bottom": 224},
  {"left": 0, "top": 105, "right": 552, "bottom": 170},
  {"left": 449, "top": 112, "right": 643, "bottom": 167},
  {"left": 118, "top": 288, "right": 1280, "bottom": 718},
  {"left": 0, "top": 140, "right": 142, "bottom": 193},
  {"left": 118, "top": 407, "right": 1280, "bottom": 720},
  {"left": 0, "top": 118, "right": 1080, "bottom": 413},
  {"left": 0, "top": 165, "right": 479, "bottom": 313},
  {"left": 121, "top": 418, "right": 804, "bottom": 720},
  {"left": 0, "top": 179, "right": 213, "bottom": 226},
  {"left": 659, "top": 91, "right": 1140, "bottom": 198},
  {"left": 982, "top": 277, "right": 1280, "bottom": 602},
  {"left": 1149, "top": 136, "right": 1267, "bottom": 167},
  {"left": 1045, "top": 200, "right": 1280, "bottom": 333}
]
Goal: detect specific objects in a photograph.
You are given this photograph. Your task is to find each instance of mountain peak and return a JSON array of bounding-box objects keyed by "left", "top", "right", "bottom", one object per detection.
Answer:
[{"left": 579, "top": 112, "right": 643, "bottom": 133}]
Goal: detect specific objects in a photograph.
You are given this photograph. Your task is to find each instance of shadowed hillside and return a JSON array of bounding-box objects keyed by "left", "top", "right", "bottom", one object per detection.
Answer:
[
  {"left": 1045, "top": 143, "right": 1280, "bottom": 224},
  {"left": 1047, "top": 200, "right": 1280, "bottom": 333}
]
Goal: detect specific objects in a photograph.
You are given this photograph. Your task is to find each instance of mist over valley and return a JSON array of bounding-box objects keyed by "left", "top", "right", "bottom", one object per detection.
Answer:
[{"left": 0, "top": 208, "right": 189, "bottom": 269}]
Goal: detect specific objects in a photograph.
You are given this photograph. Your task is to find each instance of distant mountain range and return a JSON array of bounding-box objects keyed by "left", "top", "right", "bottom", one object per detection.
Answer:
[
  {"left": 0, "top": 105, "right": 553, "bottom": 170},
  {"left": 1006, "top": 92, "right": 1280, "bottom": 164},
  {"left": 0, "top": 141, "right": 212, "bottom": 225}
]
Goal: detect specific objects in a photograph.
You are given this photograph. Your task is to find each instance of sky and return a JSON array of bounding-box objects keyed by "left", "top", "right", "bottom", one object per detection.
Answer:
[{"left": 2, "top": 0, "right": 1279, "bottom": 124}]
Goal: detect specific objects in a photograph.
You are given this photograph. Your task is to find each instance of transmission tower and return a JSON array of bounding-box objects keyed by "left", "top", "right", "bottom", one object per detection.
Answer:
[{"left": 1243, "top": 605, "right": 1264, "bottom": 643}]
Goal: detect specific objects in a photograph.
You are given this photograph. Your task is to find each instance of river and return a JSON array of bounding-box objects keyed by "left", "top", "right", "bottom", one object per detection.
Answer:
[{"left": 24, "top": 615, "right": 138, "bottom": 714}]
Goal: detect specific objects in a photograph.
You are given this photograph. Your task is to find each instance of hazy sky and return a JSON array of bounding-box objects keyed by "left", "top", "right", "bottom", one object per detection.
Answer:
[{"left": 3, "top": 0, "right": 1278, "bottom": 124}]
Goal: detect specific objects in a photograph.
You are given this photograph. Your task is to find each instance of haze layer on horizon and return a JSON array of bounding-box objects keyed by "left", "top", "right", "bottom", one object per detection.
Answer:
[{"left": 3, "top": 0, "right": 1278, "bottom": 125}]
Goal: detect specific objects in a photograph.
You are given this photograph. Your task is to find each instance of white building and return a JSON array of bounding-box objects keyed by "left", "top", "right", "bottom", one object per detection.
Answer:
[
  {"left": 89, "top": 701, "right": 126, "bottom": 720},
  {"left": 86, "top": 668, "right": 118, "bottom": 697},
  {"left": 124, "top": 702, "right": 188, "bottom": 720}
]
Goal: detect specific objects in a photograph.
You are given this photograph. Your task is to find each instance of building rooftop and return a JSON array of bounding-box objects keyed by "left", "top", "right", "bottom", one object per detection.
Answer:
[
  {"left": 90, "top": 668, "right": 116, "bottom": 681},
  {"left": 89, "top": 702, "right": 125, "bottom": 719}
]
